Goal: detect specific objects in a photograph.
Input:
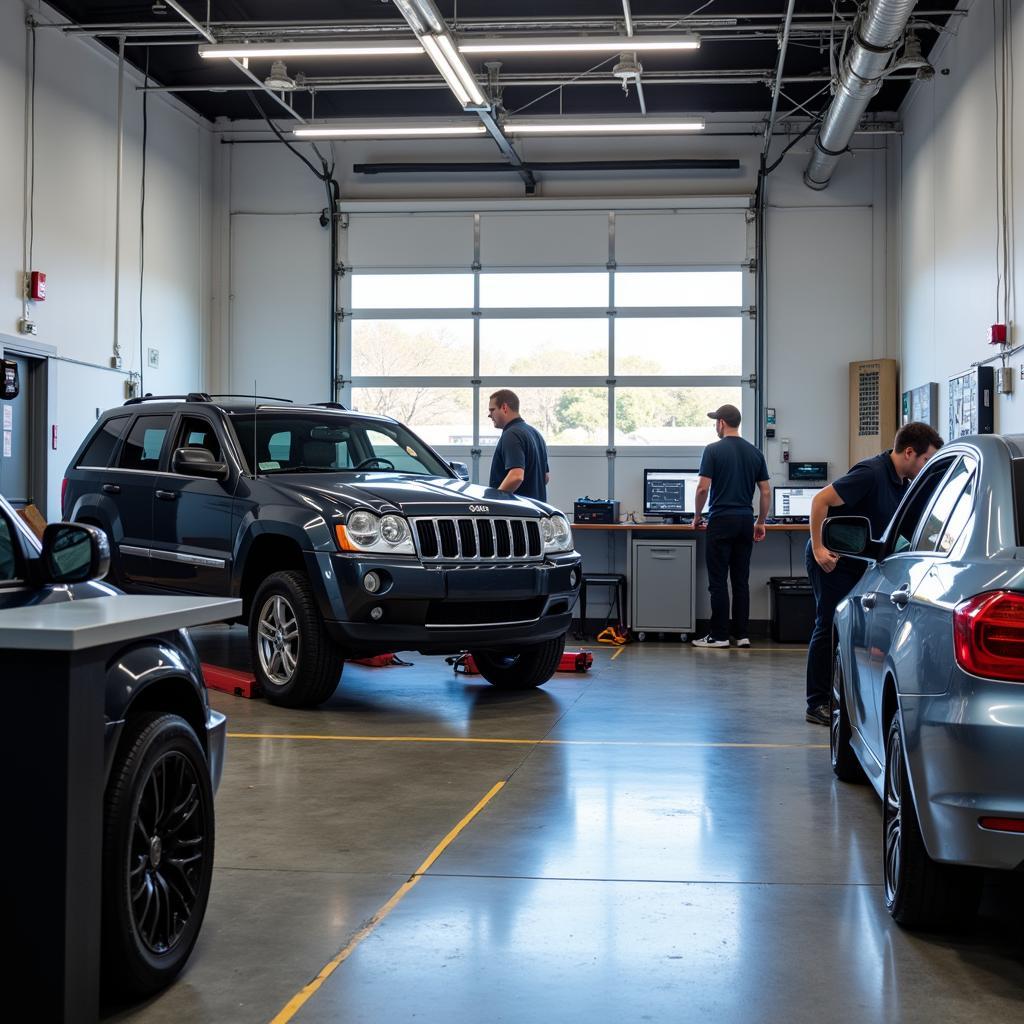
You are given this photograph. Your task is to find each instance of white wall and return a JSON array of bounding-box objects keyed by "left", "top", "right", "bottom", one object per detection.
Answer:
[
  {"left": 895, "top": 0, "right": 1024, "bottom": 437},
  {"left": 0, "top": 4, "right": 212, "bottom": 518}
]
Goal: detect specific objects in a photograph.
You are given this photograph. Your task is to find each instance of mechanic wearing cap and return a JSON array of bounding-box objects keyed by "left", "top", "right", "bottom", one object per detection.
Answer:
[
  {"left": 802, "top": 421, "right": 943, "bottom": 726},
  {"left": 692, "top": 404, "right": 771, "bottom": 649}
]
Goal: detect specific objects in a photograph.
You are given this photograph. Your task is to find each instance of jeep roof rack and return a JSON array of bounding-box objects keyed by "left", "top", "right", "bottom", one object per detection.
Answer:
[
  {"left": 123, "top": 392, "right": 213, "bottom": 406},
  {"left": 312, "top": 401, "right": 348, "bottom": 410},
  {"left": 208, "top": 394, "right": 293, "bottom": 403}
]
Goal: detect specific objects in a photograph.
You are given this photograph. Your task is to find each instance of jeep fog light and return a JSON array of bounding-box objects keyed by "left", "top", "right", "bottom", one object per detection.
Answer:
[
  {"left": 363, "top": 571, "right": 381, "bottom": 593},
  {"left": 370, "top": 606, "right": 384, "bottom": 620},
  {"left": 570, "top": 569, "right": 578, "bottom": 587}
]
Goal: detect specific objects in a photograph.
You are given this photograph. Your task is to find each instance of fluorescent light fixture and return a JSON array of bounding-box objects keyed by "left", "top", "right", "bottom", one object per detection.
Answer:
[
  {"left": 293, "top": 120, "right": 488, "bottom": 139},
  {"left": 198, "top": 40, "right": 424, "bottom": 59},
  {"left": 459, "top": 34, "right": 700, "bottom": 55},
  {"left": 436, "top": 34, "right": 487, "bottom": 106},
  {"left": 420, "top": 35, "right": 472, "bottom": 106},
  {"left": 503, "top": 116, "right": 706, "bottom": 135}
]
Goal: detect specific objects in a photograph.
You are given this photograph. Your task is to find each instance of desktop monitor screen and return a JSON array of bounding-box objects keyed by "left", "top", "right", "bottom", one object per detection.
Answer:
[
  {"left": 644, "top": 469, "right": 700, "bottom": 516},
  {"left": 773, "top": 486, "right": 823, "bottom": 519}
]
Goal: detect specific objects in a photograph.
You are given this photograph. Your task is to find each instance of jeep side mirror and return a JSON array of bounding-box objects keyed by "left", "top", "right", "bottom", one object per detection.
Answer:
[
  {"left": 822, "top": 516, "right": 883, "bottom": 561},
  {"left": 449, "top": 460, "right": 470, "bottom": 481},
  {"left": 41, "top": 522, "right": 110, "bottom": 584},
  {"left": 173, "top": 447, "right": 229, "bottom": 480}
]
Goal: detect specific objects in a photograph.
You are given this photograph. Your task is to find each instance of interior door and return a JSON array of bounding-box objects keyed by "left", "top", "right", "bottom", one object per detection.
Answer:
[
  {"left": 0, "top": 354, "right": 43, "bottom": 507},
  {"left": 150, "top": 414, "right": 236, "bottom": 595},
  {"left": 862, "top": 457, "right": 960, "bottom": 756}
]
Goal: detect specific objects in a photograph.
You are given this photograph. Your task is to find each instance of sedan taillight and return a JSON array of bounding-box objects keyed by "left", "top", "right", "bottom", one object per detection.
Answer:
[{"left": 953, "top": 591, "right": 1024, "bottom": 682}]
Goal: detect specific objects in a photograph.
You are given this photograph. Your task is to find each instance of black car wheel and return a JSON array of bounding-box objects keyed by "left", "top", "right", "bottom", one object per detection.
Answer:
[
  {"left": 102, "top": 713, "right": 214, "bottom": 997},
  {"left": 830, "top": 648, "right": 866, "bottom": 783},
  {"left": 250, "top": 570, "right": 345, "bottom": 707},
  {"left": 469, "top": 633, "right": 566, "bottom": 690},
  {"left": 882, "top": 714, "right": 982, "bottom": 929}
]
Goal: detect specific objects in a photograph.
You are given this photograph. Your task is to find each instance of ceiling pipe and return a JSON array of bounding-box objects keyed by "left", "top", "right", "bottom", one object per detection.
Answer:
[{"left": 804, "top": 0, "right": 918, "bottom": 189}]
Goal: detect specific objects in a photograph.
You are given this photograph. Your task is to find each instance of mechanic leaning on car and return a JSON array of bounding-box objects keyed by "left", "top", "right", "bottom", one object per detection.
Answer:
[{"left": 803, "top": 421, "right": 944, "bottom": 726}]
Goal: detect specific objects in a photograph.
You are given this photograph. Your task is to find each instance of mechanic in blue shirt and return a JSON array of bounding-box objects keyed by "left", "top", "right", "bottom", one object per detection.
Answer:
[
  {"left": 803, "top": 421, "right": 943, "bottom": 726},
  {"left": 487, "top": 389, "right": 550, "bottom": 502},
  {"left": 693, "top": 404, "right": 772, "bottom": 649}
]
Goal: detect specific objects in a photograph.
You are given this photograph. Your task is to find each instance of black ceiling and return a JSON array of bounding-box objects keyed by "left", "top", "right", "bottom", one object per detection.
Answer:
[{"left": 41, "top": 1, "right": 961, "bottom": 124}]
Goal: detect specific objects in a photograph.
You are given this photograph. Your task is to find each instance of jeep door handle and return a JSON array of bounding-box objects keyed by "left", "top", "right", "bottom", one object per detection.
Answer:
[
  {"left": 155, "top": 490, "right": 178, "bottom": 501},
  {"left": 860, "top": 593, "right": 876, "bottom": 610},
  {"left": 101, "top": 483, "right": 121, "bottom": 495},
  {"left": 889, "top": 586, "right": 911, "bottom": 608}
]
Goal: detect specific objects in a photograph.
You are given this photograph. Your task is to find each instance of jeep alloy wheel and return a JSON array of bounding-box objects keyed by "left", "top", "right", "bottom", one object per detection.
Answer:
[
  {"left": 249, "top": 571, "right": 345, "bottom": 707},
  {"left": 257, "top": 594, "right": 300, "bottom": 686}
]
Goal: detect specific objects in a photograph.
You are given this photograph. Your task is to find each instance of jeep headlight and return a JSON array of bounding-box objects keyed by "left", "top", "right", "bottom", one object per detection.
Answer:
[
  {"left": 336, "top": 511, "right": 415, "bottom": 555},
  {"left": 542, "top": 513, "right": 573, "bottom": 553}
]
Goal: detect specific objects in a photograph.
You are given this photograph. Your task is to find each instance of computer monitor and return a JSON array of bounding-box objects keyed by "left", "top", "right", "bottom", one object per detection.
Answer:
[
  {"left": 644, "top": 469, "right": 700, "bottom": 518},
  {"left": 773, "top": 486, "right": 823, "bottom": 520}
]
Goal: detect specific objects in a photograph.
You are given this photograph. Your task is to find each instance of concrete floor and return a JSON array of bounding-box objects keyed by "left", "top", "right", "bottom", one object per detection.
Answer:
[{"left": 103, "top": 629, "right": 1024, "bottom": 1024}]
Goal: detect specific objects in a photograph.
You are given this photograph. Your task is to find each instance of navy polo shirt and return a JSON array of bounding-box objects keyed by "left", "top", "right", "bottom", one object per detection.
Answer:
[
  {"left": 698, "top": 436, "right": 770, "bottom": 519},
  {"left": 489, "top": 418, "right": 549, "bottom": 502},
  {"left": 828, "top": 450, "right": 908, "bottom": 537}
]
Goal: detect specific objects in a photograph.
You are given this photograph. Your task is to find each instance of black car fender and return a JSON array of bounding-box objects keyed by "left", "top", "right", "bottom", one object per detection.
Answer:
[
  {"left": 103, "top": 638, "right": 210, "bottom": 784},
  {"left": 68, "top": 492, "right": 128, "bottom": 544}
]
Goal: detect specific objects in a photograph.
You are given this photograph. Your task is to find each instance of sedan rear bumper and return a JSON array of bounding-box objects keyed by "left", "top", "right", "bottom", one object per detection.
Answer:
[{"left": 901, "top": 685, "right": 1024, "bottom": 870}]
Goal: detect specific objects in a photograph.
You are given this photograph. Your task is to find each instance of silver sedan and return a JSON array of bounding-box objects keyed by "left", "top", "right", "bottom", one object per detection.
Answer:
[{"left": 825, "top": 434, "right": 1024, "bottom": 928}]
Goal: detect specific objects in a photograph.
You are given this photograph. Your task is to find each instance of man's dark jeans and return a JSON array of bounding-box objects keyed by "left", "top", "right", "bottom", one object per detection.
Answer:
[
  {"left": 705, "top": 515, "right": 754, "bottom": 641},
  {"left": 804, "top": 540, "right": 864, "bottom": 711}
]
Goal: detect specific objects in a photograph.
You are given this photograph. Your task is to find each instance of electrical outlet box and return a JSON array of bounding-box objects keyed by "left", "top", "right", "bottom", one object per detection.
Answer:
[
  {"left": 125, "top": 377, "right": 139, "bottom": 400},
  {"left": 147, "top": 347, "right": 159, "bottom": 369},
  {"left": 17, "top": 318, "right": 37, "bottom": 336}
]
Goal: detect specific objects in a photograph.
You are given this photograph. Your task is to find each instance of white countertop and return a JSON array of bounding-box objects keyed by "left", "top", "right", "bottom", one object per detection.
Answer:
[{"left": 0, "top": 595, "right": 242, "bottom": 652}]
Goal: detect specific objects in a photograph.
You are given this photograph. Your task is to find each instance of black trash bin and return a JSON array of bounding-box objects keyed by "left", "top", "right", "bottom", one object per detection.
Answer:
[{"left": 769, "top": 576, "right": 815, "bottom": 644}]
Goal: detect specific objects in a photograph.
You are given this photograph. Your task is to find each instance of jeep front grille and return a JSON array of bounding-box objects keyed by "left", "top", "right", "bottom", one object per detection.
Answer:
[{"left": 413, "top": 517, "right": 543, "bottom": 561}]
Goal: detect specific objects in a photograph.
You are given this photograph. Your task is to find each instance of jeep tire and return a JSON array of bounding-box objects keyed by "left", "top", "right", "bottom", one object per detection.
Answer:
[
  {"left": 469, "top": 633, "right": 566, "bottom": 690},
  {"left": 250, "top": 570, "right": 344, "bottom": 707}
]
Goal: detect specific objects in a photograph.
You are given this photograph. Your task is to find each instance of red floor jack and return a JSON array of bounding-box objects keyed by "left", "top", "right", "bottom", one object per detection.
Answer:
[
  {"left": 201, "top": 663, "right": 261, "bottom": 699},
  {"left": 449, "top": 650, "right": 593, "bottom": 675}
]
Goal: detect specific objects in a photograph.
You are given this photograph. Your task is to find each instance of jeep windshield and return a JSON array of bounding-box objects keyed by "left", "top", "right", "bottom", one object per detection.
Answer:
[{"left": 228, "top": 411, "right": 451, "bottom": 477}]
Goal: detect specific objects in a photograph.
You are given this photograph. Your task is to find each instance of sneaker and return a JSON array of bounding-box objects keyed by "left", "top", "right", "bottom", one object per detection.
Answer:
[
  {"left": 735, "top": 637, "right": 751, "bottom": 648},
  {"left": 693, "top": 635, "right": 729, "bottom": 648},
  {"left": 805, "top": 703, "right": 830, "bottom": 726}
]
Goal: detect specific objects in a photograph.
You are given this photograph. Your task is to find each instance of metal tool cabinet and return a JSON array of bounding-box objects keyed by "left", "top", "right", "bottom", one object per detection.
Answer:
[{"left": 631, "top": 539, "right": 696, "bottom": 638}]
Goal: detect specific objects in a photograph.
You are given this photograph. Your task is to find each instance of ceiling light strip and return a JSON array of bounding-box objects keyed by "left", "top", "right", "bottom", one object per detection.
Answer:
[
  {"left": 420, "top": 35, "right": 472, "bottom": 106},
  {"left": 504, "top": 118, "right": 705, "bottom": 134},
  {"left": 293, "top": 123, "right": 487, "bottom": 138},
  {"left": 199, "top": 41, "right": 424, "bottom": 58},
  {"left": 459, "top": 34, "right": 700, "bottom": 54}
]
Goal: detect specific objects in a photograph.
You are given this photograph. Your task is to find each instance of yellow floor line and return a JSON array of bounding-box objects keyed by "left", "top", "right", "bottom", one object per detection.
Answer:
[
  {"left": 269, "top": 779, "right": 505, "bottom": 1024},
  {"left": 610, "top": 646, "right": 625, "bottom": 660},
  {"left": 228, "top": 732, "right": 826, "bottom": 750}
]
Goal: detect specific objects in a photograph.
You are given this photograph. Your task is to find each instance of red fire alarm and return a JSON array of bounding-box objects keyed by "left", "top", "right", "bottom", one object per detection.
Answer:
[
  {"left": 989, "top": 322, "right": 1007, "bottom": 345},
  {"left": 29, "top": 271, "right": 46, "bottom": 301}
]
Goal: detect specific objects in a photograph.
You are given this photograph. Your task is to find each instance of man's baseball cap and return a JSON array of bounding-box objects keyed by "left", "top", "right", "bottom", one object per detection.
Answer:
[{"left": 707, "top": 404, "right": 742, "bottom": 427}]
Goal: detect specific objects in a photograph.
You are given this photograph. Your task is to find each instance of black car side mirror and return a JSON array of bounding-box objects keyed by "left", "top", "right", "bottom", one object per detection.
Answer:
[
  {"left": 40, "top": 522, "right": 110, "bottom": 584},
  {"left": 173, "top": 447, "right": 229, "bottom": 480},
  {"left": 822, "top": 516, "right": 884, "bottom": 561},
  {"left": 449, "top": 460, "right": 470, "bottom": 481}
]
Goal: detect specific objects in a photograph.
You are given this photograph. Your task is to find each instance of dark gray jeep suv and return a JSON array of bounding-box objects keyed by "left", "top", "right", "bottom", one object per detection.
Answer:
[{"left": 62, "top": 395, "right": 581, "bottom": 707}]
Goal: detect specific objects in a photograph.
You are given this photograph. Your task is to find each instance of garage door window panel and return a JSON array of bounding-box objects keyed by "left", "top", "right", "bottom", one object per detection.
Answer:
[
  {"left": 479, "top": 273, "right": 608, "bottom": 309},
  {"left": 480, "top": 320, "right": 608, "bottom": 376},
  {"left": 351, "top": 273, "right": 473, "bottom": 310},
  {"left": 615, "top": 386, "right": 742, "bottom": 447},
  {"left": 615, "top": 319, "right": 742, "bottom": 376},
  {"left": 352, "top": 320, "right": 473, "bottom": 377},
  {"left": 615, "top": 271, "right": 742, "bottom": 308}
]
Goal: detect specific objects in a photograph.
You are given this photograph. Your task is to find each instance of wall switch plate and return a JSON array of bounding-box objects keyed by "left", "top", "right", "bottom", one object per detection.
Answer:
[{"left": 147, "top": 347, "right": 159, "bottom": 369}]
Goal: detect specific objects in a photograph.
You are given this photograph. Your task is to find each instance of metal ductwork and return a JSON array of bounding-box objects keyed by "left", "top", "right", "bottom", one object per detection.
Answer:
[{"left": 804, "top": 0, "right": 918, "bottom": 189}]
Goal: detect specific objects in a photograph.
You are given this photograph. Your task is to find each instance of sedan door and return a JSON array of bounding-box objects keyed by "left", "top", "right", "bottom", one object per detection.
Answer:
[
  {"left": 863, "top": 457, "right": 966, "bottom": 756},
  {"left": 150, "top": 414, "right": 236, "bottom": 596}
]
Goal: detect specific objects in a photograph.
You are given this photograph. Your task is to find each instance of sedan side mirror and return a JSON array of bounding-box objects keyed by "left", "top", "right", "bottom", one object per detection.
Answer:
[
  {"left": 822, "top": 516, "right": 884, "bottom": 561},
  {"left": 449, "top": 460, "right": 470, "bottom": 481},
  {"left": 40, "top": 522, "right": 110, "bottom": 584},
  {"left": 173, "top": 447, "right": 229, "bottom": 480}
]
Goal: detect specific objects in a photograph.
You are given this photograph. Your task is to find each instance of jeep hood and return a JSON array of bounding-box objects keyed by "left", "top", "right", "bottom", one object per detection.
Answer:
[{"left": 271, "top": 473, "right": 554, "bottom": 518}]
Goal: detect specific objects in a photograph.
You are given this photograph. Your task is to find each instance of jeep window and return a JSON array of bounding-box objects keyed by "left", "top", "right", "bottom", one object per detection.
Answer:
[
  {"left": 118, "top": 415, "right": 172, "bottom": 471},
  {"left": 229, "top": 413, "right": 450, "bottom": 477},
  {"left": 77, "top": 416, "right": 130, "bottom": 468},
  {"left": 173, "top": 416, "right": 222, "bottom": 466}
]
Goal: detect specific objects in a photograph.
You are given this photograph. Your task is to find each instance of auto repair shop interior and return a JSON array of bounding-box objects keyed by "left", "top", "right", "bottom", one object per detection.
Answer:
[{"left": 1, "top": 1, "right": 1023, "bottom": 1022}]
